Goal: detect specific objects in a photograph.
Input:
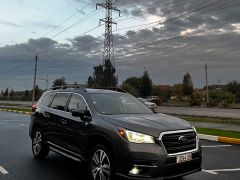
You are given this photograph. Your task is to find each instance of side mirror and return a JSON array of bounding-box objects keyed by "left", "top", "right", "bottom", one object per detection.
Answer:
[{"left": 72, "top": 109, "right": 92, "bottom": 122}]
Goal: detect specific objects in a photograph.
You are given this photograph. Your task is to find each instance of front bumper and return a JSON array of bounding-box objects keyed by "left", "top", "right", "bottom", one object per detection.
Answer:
[{"left": 115, "top": 141, "right": 202, "bottom": 179}]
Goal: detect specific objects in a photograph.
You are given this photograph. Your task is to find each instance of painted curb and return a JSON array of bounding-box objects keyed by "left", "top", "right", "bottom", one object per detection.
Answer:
[
  {"left": 0, "top": 108, "right": 31, "bottom": 115},
  {"left": 0, "top": 108, "right": 240, "bottom": 145},
  {"left": 198, "top": 133, "right": 240, "bottom": 145}
]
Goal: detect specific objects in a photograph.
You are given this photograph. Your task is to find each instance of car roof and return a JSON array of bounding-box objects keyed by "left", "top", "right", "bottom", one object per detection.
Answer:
[{"left": 47, "top": 88, "right": 124, "bottom": 94}]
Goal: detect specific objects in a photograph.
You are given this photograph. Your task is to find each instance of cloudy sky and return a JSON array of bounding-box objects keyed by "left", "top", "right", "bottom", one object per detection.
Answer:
[{"left": 0, "top": 0, "right": 239, "bottom": 90}]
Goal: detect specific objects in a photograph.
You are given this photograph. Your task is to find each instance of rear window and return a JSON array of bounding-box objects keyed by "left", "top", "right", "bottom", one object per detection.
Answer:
[
  {"left": 50, "top": 93, "right": 71, "bottom": 111},
  {"left": 40, "top": 93, "right": 55, "bottom": 107}
]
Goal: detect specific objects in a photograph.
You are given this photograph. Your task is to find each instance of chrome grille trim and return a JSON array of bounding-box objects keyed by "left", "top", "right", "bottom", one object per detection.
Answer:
[{"left": 158, "top": 129, "right": 199, "bottom": 156}]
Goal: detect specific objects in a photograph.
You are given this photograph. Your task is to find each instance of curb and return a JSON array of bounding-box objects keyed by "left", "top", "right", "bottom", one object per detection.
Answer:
[
  {"left": 1, "top": 108, "right": 240, "bottom": 145},
  {"left": 0, "top": 108, "right": 31, "bottom": 115},
  {"left": 198, "top": 134, "right": 240, "bottom": 145}
]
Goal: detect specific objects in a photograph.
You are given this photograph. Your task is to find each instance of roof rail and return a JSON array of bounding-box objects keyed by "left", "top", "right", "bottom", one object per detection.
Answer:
[
  {"left": 95, "top": 87, "right": 128, "bottom": 93},
  {"left": 50, "top": 84, "right": 87, "bottom": 92}
]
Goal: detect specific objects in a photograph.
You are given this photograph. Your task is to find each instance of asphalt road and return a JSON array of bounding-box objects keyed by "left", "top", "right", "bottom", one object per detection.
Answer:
[
  {"left": 156, "top": 106, "right": 240, "bottom": 119},
  {"left": 0, "top": 111, "right": 240, "bottom": 180}
]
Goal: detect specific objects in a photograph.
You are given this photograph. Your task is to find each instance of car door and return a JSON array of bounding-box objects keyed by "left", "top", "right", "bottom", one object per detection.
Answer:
[
  {"left": 63, "top": 93, "right": 92, "bottom": 154},
  {"left": 45, "top": 93, "right": 71, "bottom": 147}
]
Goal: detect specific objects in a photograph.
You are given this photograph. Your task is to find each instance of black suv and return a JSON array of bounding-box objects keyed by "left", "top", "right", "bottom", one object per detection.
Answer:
[{"left": 29, "top": 85, "right": 202, "bottom": 180}]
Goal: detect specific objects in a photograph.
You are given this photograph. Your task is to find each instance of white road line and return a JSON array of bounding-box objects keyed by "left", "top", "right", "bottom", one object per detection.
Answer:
[
  {"left": 202, "top": 169, "right": 218, "bottom": 175},
  {"left": 202, "top": 145, "right": 232, "bottom": 148},
  {"left": 202, "top": 168, "right": 240, "bottom": 175},
  {"left": 0, "top": 166, "right": 8, "bottom": 175}
]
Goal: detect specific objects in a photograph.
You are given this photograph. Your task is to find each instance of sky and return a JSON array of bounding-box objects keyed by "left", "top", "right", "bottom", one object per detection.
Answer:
[{"left": 0, "top": 0, "right": 239, "bottom": 90}]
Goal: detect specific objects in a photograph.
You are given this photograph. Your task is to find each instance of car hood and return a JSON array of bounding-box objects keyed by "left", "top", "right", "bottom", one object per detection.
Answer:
[{"left": 100, "top": 113, "right": 192, "bottom": 137}]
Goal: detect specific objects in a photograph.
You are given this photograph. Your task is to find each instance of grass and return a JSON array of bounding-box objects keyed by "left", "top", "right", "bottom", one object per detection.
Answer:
[
  {"left": 178, "top": 115, "right": 240, "bottom": 126},
  {"left": 196, "top": 128, "right": 240, "bottom": 139}
]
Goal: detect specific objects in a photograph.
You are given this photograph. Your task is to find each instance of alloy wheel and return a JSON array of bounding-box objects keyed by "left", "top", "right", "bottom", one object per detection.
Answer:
[
  {"left": 91, "top": 149, "right": 111, "bottom": 180},
  {"left": 32, "top": 131, "right": 42, "bottom": 156}
]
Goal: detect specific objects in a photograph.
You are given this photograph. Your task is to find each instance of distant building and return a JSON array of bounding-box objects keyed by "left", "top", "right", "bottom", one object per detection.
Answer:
[{"left": 157, "top": 85, "right": 172, "bottom": 92}]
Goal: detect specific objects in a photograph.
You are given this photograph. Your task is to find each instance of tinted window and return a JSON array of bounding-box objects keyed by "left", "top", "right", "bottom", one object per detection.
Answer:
[
  {"left": 89, "top": 93, "right": 153, "bottom": 115},
  {"left": 41, "top": 93, "right": 55, "bottom": 107},
  {"left": 51, "top": 93, "right": 71, "bottom": 111},
  {"left": 68, "top": 94, "right": 88, "bottom": 112}
]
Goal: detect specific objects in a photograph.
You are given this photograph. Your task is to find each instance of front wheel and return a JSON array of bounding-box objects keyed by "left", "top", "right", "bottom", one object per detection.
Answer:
[
  {"left": 32, "top": 129, "right": 49, "bottom": 159},
  {"left": 89, "top": 145, "right": 114, "bottom": 180}
]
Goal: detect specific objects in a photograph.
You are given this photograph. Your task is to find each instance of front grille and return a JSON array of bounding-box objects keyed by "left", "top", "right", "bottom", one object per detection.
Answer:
[{"left": 160, "top": 130, "right": 197, "bottom": 155}]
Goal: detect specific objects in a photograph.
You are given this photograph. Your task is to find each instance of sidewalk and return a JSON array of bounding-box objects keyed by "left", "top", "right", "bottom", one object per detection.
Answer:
[{"left": 156, "top": 106, "right": 240, "bottom": 119}]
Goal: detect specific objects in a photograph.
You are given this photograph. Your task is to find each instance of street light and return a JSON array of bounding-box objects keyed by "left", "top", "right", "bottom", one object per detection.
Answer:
[{"left": 27, "top": 49, "right": 47, "bottom": 105}]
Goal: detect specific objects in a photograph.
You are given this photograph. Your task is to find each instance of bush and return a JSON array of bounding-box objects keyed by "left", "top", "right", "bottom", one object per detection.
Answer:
[{"left": 190, "top": 93, "right": 202, "bottom": 106}]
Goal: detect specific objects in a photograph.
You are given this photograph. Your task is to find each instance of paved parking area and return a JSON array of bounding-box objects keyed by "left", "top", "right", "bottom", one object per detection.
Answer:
[{"left": 0, "top": 111, "right": 240, "bottom": 180}]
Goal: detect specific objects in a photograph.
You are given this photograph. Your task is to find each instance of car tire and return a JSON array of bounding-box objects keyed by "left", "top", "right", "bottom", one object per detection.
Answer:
[
  {"left": 32, "top": 129, "right": 49, "bottom": 159},
  {"left": 89, "top": 144, "right": 115, "bottom": 180}
]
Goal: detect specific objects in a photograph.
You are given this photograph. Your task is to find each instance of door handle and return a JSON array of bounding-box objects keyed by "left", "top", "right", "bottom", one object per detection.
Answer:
[{"left": 61, "top": 119, "right": 68, "bottom": 125}]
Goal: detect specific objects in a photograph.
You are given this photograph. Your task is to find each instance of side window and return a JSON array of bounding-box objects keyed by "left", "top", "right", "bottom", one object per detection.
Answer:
[
  {"left": 68, "top": 94, "right": 88, "bottom": 112},
  {"left": 50, "top": 93, "right": 71, "bottom": 111},
  {"left": 41, "top": 93, "right": 55, "bottom": 107}
]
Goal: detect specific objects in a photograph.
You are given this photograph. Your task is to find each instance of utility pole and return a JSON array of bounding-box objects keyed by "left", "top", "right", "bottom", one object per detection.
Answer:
[
  {"left": 204, "top": 61, "right": 209, "bottom": 103},
  {"left": 97, "top": 0, "right": 120, "bottom": 66},
  {"left": 27, "top": 49, "right": 47, "bottom": 105},
  {"left": 96, "top": 0, "right": 120, "bottom": 87}
]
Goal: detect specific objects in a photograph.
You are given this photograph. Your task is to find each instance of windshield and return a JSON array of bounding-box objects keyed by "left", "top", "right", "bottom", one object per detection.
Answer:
[{"left": 89, "top": 93, "right": 153, "bottom": 115}]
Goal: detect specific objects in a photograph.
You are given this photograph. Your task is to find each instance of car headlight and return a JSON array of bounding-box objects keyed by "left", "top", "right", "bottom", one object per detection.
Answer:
[{"left": 118, "top": 129, "right": 155, "bottom": 144}]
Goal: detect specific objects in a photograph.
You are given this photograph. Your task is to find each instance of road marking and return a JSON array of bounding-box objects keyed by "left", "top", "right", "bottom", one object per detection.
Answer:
[
  {"left": 20, "top": 123, "right": 29, "bottom": 126},
  {"left": 0, "top": 166, "right": 8, "bottom": 175},
  {"left": 202, "top": 145, "right": 232, "bottom": 148},
  {"left": 202, "top": 168, "right": 240, "bottom": 175},
  {"left": 202, "top": 169, "right": 218, "bottom": 175}
]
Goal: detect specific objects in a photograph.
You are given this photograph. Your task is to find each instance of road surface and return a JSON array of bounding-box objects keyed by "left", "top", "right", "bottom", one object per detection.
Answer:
[
  {"left": 0, "top": 111, "right": 239, "bottom": 179},
  {"left": 156, "top": 106, "right": 240, "bottom": 119}
]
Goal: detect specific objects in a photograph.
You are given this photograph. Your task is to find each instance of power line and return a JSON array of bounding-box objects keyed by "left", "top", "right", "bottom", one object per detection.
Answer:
[
  {"left": 39, "top": 24, "right": 104, "bottom": 60},
  {"left": 42, "top": 2, "right": 91, "bottom": 37},
  {"left": 114, "top": 0, "right": 224, "bottom": 33},
  {"left": 50, "top": 10, "right": 101, "bottom": 39}
]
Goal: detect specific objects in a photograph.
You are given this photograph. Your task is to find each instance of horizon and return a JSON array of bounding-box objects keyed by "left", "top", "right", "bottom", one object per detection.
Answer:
[{"left": 0, "top": 0, "right": 239, "bottom": 90}]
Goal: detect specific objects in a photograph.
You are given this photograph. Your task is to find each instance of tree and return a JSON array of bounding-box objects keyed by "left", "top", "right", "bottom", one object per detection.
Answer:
[
  {"left": 139, "top": 70, "right": 152, "bottom": 97},
  {"left": 24, "top": 90, "right": 30, "bottom": 97},
  {"left": 182, "top": 72, "right": 194, "bottom": 96},
  {"left": 0, "top": 90, "right": 3, "bottom": 96},
  {"left": 9, "top": 89, "right": 15, "bottom": 97},
  {"left": 121, "top": 83, "right": 139, "bottom": 97},
  {"left": 90, "top": 60, "right": 118, "bottom": 87},
  {"left": 52, "top": 77, "right": 66, "bottom": 87},
  {"left": 173, "top": 84, "right": 183, "bottom": 97},
  {"left": 87, "top": 76, "right": 94, "bottom": 88},
  {"left": 226, "top": 81, "right": 240, "bottom": 102},
  {"left": 123, "top": 77, "right": 141, "bottom": 90},
  {"left": 3, "top": 88, "right": 9, "bottom": 97}
]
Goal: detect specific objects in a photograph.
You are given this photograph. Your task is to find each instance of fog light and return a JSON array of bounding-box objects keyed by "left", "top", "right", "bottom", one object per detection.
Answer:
[{"left": 129, "top": 166, "right": 141, "bottom": 175}]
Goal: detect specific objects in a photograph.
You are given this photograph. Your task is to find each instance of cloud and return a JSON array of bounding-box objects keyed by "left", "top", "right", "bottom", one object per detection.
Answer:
[
  {"left": 0, "top": 20, "right": 22, "bottom": 28},
  {"left": 0, "top": 0, "right": 240, "bottom": 90}
]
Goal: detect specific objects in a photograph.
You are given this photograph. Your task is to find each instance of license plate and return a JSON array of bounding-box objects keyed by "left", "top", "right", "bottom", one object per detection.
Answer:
[{"left": 176, "top": 153, "right": 192, "bottom": 163}]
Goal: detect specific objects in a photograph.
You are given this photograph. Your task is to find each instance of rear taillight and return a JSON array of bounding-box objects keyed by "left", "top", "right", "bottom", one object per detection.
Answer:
[{"left": 32, "top": 104, "right": 37, "bottom": 112}]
